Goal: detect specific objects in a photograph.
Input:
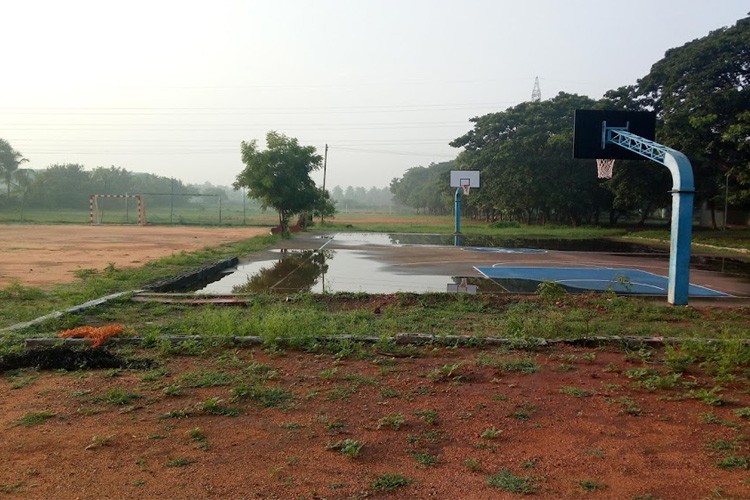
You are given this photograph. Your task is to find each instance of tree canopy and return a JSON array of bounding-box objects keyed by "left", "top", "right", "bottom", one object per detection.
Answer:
[
  {"left": 234, "top": 131, "right": 327, "bottom": 231},
  {"left": 0, "top": 138, "right": 28, "bottom": 197},
  {"left": 609, "top": 15, "right": 750, "bottom": 212}
]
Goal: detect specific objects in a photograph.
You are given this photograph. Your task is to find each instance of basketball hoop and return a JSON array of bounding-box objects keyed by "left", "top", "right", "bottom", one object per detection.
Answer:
[
  {"left": 461, "top": 181, "right": 471, "bottom": 196},
  {"left": 596, "top": 158, "right": 615, "bottom": 179}
]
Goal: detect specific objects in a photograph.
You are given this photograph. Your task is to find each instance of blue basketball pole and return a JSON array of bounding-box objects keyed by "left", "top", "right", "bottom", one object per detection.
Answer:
[
  {"left": 454, "top": 187, "right": 462, "bottom": 235},
  {"left": 605, "top": 128, "right": 695, "bottom": 305}
]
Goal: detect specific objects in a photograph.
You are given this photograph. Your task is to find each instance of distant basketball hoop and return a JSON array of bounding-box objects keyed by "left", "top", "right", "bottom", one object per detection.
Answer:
[
  {"left": 450, "top": 170, "right": 480, "bottom": 235},
  {"left": 596, "top": 158, "right": 615, "bottom": 179}
]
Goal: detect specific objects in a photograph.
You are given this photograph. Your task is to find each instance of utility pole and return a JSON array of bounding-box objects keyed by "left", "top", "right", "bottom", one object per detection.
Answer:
[{"left": 321, "top": 143, "right": 328, "bottom": 223}]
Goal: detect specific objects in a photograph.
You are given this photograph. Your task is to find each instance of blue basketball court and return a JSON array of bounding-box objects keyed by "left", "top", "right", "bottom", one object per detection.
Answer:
[{"left": 475, "top": 266, "right": 730, "bottom": 297}]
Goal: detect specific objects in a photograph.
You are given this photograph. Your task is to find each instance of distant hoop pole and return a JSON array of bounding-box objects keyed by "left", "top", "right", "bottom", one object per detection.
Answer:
[{"left": 450, "top": 171, "right": 480, "bottom": 237}]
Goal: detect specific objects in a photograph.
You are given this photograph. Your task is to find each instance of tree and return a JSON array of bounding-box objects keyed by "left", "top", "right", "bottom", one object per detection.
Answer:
[
  {"left": 234, "top": 131, "right": 327, "bottom": 231},
  {"left": 0, "top": 138, "right": 28, "bottom": 197},
  {"left": 451, "top": 93, "right": 606, "bottom": 225},
  {"left": 633, "top": 15, "right": 750, "bottom": 214}
]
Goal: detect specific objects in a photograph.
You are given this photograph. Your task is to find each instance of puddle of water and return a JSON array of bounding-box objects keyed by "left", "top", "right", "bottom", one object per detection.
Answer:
[
  {"left": 193, "top": 232, "right": 750, "bottom": 295},
  {"left": 325, "top": 232, "right": 667, "bottom": 253},
  {"left": 196, "top": 249, "right": 453, "bottom": 295}
]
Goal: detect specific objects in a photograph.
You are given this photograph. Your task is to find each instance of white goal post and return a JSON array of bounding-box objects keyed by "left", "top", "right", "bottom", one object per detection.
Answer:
[{"left": 89, "top": 194, "right": 147, "bottom": 225}]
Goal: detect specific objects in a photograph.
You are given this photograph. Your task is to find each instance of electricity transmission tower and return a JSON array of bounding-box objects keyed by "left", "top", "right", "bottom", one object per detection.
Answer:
[{"left": 531, "top": 76, "right": 541, "bottom": 102}]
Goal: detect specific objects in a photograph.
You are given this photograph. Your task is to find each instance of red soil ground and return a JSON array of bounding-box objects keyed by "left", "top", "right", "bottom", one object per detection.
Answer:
[{"left": 1, "top": 345, "right": 749, "bottom": 498}]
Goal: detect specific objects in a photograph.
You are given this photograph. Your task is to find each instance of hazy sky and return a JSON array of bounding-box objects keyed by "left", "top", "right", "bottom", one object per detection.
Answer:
[{"left": 1, "top": 1, "right": 747, "bottom": 189}]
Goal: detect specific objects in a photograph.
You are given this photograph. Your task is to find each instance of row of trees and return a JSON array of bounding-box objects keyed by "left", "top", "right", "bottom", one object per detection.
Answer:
[
  {"left": 391, "top": 15, "right": 750, "bottom": 226},
  {"left": 329, "top": 185, "right": 393, "bottom": 210},
  {"left": 0, "top": 162, "right": 240, "bottom": 211}
]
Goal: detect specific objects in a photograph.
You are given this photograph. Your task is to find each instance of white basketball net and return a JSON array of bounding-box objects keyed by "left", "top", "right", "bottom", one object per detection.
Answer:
[
  {"left": 596, "top": 158, "right": 615, "bottom": 179},
  {"left": 461, "top": 182, "right": 471, "bottom": 196}
]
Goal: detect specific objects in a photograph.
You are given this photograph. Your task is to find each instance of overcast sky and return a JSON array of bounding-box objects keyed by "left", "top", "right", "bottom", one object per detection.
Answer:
[{"left": 1, "top": 1, "right": 747, "bottom": 189}]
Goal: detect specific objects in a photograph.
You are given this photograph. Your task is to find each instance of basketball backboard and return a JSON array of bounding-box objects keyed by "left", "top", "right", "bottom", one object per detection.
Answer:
[
  {"left": 573, "top": 110, "right": 656, "bottom": 160},
  {"left": 450, "top": 170, "right": 480, "bottom": 188}
]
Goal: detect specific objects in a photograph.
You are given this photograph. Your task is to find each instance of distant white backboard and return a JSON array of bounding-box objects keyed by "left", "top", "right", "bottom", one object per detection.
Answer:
[{"left": 450, "top": 170, "right": 480, "bottom": 188}]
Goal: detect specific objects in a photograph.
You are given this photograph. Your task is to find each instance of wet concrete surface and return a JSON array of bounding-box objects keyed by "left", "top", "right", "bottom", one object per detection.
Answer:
[{"left": 194, "top": 232, "right": 750, "bottom": 299}]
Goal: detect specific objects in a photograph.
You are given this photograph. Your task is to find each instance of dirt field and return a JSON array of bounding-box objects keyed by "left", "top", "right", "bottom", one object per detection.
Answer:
[
  {"left": 1, "top": 345, "right": 748, "bottom": 498},
  {"left": 0, "top": 224, "right": 269, "bottom": 288}
]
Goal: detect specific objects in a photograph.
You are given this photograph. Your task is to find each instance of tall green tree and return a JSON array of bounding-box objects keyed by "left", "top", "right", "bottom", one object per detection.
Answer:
[
  {"left": 0, "top": 138, "right": 28, "bottom": 197},
  {"left": 633, "top": 15, "right": 750, "bottom": 213},
  {"left": 234, "top": 131, "right": 327, "bottom": 231},
  {"left": 451, "top": 92, "right": 607, "bottom": 225}
]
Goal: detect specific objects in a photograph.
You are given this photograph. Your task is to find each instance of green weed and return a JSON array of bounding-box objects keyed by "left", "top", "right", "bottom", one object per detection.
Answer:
[
  {"left": 199, "top": 397, "right": 240, "bottom": 416},
  {"left": 486, "top": 469, "right": 539, "bottom": 494},
  {"left": 371, "top": 473, "right": 411, "bottom": 492},
  {"left": 166, "top": 457, "right": 194, "bottom": 468},
  {"left": 177, "top": 370, "right": 234, "bottom": 388},
  {"left": 411, "top": 451, "right": 438, "bottom": 467},
  {"left": 481, "top": 427, "right": 502, "bottom": 439},
  {"left": 465, "top": 458, "right": 482, "bottom": 472},
  {"left": 93, "top": 387, "right": 142, "bottom": 406},
  {"left": 578, "top": 480, "right": 607, "bottom": 492},
  {"left": 232, "top": 384, "right": 294, "bottom": 408},
  {"left": 414, "top": 409, "right": 439, "bottom": 425},
  {"left": 14, "top": 411, "right": 56, "bottom": 427},
  {"left": 559, "top": 386, "right": 594, "bottom": 397},
  {"left": 716, "top": 456, "right": 748, "bottom": 470},
  {"left": 377, "top": 413, "right": 406, "bottom": 430},
  {"left": 326, "top": 439, "right": 364, "bottom": 458}
]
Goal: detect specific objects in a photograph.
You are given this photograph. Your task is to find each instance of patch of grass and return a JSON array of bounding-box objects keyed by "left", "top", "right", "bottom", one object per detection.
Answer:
[
  {"left": 700, "top": 412, "right": 738, "bottom": 427},
  {"left": 177, "top": 370, "right": 235, "bottom": 388},
  {"left": 159, "top": 409, "right": 193, "bottom": 419},
  {"left": 162, "top": 384, "right": 183, "bottom": 397},
  {"left": 427, "top": 363, "right": 464, "bottom": 382},
  {"left": 232, "top": 384, "right": 294, "bottom": 408},
  {"left": 481, "top": 427, "right": 502, "bottom": 439},
  {"left": 14, "top": 411, "right": 56, "bottom": 427},
  {"left": 414, "top": 409, "right": 438, "bottom": 425},
  {"left": 85, "top": 434, "right": 115, "bottom": 450},
  {"left": 326, "top": 439, "right": 364, "bottom": 458},
  {"left": 371, "top": 473, "right": 411, "bottom": 492},
  {"left": 559, "top": 386, "right": 594, "bottom": 397},
  {"left": 411, "top": 451, "right": 438, "bottom": 467},
  {"left": 716, "top": 455, "right": 748, "bottom": 470},
  {"left": 705, "top": 438, "right": 739, "bottom": 452},
  {"left": 93, "top": 387, "right": 142, "bottom": 406},
  {"left": 486, "top": 469, "right": 539, "bottom": 494},
  {"left": 166, "top": 457, "right": 194, "bottom": 468},
  {"left": 610, "top": 396, "right": 642, "bottom": 416},
  {"left": 585, "top": 449, "right": 606, "bottom": 458},
  {"left": 199, "top": 397, "right": 240, "bottom": 416},
  {"left": 578, "top": 480, "right": 607, "bottom": 492},
  {"left": 465, "top": 458, "right": 482, "bottom": 472},
  {"left": 734, "top": 407, "right": 750, "bottom": 419},
  {"left": 326, "top": 385, "right": 357, "bottom": 400},
  {"left": 7, "top": 370, "right": 39, "bottom": 389},
  {"left": 477, "top": 354, "right": 540, "bottom": 374},
  {"left": 689, "top": 387, "right": 732, "bottom": 406},
  {"left": 624, "top": 368, "right": 682, "bottom": 391},
  {"left": 377, "top": 413, "right": 406, "bottom": 430},
  {"left": 141, "top": 368, "right": 169, "bottom": 382}
]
